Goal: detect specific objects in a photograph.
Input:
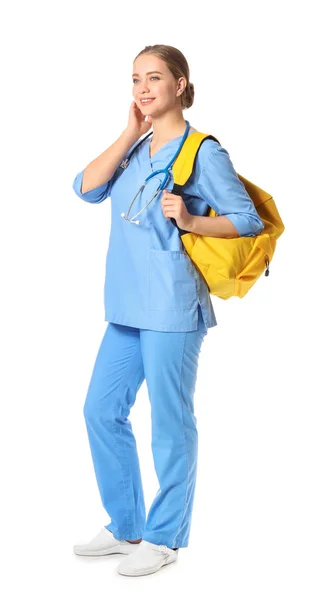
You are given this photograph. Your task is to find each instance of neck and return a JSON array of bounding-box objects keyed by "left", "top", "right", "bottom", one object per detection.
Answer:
[{"left": 150, "top": 110, "right": 187, "bottom": 144}]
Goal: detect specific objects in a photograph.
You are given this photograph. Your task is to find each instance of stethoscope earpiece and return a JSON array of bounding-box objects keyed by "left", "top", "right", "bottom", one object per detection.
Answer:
[{"left": 121, "top": 212, "right": 140, "bottom": 225}]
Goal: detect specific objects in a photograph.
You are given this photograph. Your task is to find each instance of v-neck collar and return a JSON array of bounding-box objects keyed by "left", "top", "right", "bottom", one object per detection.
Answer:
[{"left": 147, "top": 127, "right": 197, "bottom": 161}]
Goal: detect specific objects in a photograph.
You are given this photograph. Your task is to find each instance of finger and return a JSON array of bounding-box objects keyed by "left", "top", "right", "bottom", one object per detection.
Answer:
[
  {"left": 163, "top": 192, "right": 181, "bottom": 201},
  {"left": 162, "top": 204, "right": 177, "bottom": 210},
  {"left": 163, "top": 211, "right": 177, "bottom": 218},
  {"left": 162, "top": 200, "right": 179, "bottom": 210}
]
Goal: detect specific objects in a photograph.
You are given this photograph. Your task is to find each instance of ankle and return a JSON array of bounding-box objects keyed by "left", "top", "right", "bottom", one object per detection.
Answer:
[{"left": 126, "top": 538, "right": 142, "bottom": 544}]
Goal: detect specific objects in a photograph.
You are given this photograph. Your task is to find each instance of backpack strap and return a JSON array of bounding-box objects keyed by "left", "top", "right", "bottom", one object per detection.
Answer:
[
  {"left": 170, "top": 132, "right": 220, "bottom": 235},
  {"left": 172, "top": 132, "right": 220, "bottom": 186}
]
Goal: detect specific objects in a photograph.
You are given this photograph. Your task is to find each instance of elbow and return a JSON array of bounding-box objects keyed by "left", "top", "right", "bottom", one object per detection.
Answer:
[
  {"left": 247, "top": 220, "right": 265, "bottom": 237},
  {"left": 72, "top": 174, "right": 82, "bottom": 198},
  {"left": 225, "top": 213, "right": 265, "bottom": 237},
  {"left": 72, "top": 172, "right": 87, "bottom": 200},
  {"left": 252, "top": 216, "right": 265, "bottom": 236},
  {"left": 72, "top": 171, "right": 108, "bottom": 204},
  {"left": 244, "top": 219, "right": 265, "bottom": 237}
]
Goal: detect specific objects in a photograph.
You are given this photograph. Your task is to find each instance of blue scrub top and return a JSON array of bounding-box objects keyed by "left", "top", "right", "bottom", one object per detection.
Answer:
[{"left": 72, "top": 128, "right": 264, "bottom": 332}]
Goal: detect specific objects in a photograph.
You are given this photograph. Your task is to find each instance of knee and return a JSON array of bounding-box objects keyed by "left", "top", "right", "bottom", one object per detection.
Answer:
[
  {"left": 83, "top": 391, "right": 114, "bottom": 425},
  {"left": 83, "top": 394, "right": 95, "bottom": 423}
]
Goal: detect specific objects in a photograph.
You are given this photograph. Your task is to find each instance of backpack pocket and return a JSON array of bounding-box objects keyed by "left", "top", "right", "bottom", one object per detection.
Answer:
[{"left": 234, "top": 233, "right": 274, "bottom": 296}]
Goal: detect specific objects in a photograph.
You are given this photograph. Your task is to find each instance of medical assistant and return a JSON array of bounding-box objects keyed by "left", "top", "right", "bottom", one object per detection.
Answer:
[{"left": 72, "top": 128, "right": 264, "bottom": 332}]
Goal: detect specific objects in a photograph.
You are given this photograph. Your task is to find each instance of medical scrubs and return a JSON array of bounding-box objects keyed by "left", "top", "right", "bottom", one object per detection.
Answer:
[
  {"left": 72, "top": 127, "right": 264, "bottom": 549},
  {"left": 72, "top": 129, "right": 264, "bottom": 333},
  {"left": 82, "top": 305, "right": 207, "bottom": 548}
]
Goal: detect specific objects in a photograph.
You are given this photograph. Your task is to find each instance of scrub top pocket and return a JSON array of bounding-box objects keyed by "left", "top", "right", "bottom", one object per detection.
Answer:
[{"left": 148, "top": 249, "right": 198, "bottom": 311}]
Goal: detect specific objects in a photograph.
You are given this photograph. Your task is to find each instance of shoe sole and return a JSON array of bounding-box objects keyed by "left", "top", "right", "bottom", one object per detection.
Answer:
[
  {"left": 73, "top": 544, "right": 134, "bottom": 556},
  {"left": 117, "top": 554, "right": 178, "bottom": 576}
]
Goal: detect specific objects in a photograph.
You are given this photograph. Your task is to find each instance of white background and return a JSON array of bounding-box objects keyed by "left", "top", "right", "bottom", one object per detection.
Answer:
[{"left": 1, "top": 0, "right": 320, "bottom": 597}]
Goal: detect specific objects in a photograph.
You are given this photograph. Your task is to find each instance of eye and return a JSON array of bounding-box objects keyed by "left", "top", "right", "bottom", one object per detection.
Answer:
[{"left": 132, "top": 76, "right": 160, "bottom": 84}]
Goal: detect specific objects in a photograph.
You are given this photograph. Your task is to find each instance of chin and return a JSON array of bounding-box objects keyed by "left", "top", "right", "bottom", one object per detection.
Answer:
[{"left": 145, "top": 105, "right": 166, "bottom": 118}]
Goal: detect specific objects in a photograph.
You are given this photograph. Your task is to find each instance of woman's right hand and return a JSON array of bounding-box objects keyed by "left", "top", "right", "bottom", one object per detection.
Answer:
[{"left": 125, "top": 100, "right": 153, "bottom": 139}]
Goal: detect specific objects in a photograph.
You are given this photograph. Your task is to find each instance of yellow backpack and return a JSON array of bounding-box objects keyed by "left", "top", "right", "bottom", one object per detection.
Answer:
[{"left": 171, "top": 132, "right": 285, "bottom": 299}]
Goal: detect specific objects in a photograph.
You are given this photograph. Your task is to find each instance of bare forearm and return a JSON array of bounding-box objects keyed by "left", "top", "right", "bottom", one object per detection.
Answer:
[
  {"left": 185, "top": 214, "right": 240, "bottom": 238},
  {"left": 81, "top": 130, "right": 139, "bottom": 194}
]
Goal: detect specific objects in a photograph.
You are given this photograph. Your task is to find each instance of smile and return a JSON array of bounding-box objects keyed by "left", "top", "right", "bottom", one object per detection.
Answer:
[{"left": 140, "top": 98, "right": 155, "bottom": 105}]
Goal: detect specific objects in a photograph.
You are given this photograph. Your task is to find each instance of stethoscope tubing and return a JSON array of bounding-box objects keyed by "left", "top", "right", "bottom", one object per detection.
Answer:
[{"left": 120, "top": 120, "right": 190, "bottom": 224}]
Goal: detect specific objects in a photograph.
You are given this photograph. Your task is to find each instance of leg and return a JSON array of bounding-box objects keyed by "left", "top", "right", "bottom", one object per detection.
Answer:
[
  {"left": 140, "top": 305, "right": 207, "bottom": 548},
  {"left": 83, "top": 322, "right": 146, "bottom": 541}
]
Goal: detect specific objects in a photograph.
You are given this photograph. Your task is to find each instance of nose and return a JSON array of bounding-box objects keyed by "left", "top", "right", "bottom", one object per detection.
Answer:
[{"left": 138, "top": 80, "right": 150, "bottom": 95}]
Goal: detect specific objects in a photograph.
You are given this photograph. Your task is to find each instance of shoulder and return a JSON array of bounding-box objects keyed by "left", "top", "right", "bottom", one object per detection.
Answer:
[
  {"left": 192, "top": 136, "right": 230, "bottom": 178},
  {"left": 197, "top": 136, "right": 228, "bottom": 159}
]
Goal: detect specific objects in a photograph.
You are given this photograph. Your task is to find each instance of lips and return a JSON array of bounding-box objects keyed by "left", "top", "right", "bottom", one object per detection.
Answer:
[{"left": 140, "top": 98, "right": 155, "bottom": 105}]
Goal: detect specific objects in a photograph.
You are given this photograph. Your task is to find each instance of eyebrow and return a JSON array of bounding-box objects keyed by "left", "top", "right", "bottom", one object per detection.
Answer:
[{"left": 132, "top": 71, "right": 163, "bottom": 77}]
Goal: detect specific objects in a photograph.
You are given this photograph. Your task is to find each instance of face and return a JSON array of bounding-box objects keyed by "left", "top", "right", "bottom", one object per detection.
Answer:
[{"left": 132, "top": 54, "right": 186, "bottom": 117}]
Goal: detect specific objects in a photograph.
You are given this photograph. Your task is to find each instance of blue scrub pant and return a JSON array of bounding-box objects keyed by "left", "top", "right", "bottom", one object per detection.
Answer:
[{"left": 83, "top": 304, "right": 207, "bottom": 549}]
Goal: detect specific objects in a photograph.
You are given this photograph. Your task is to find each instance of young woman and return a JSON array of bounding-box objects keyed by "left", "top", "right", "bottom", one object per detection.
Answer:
[{"left": 72, "top": 44, "right": 264, "bottom": 577}]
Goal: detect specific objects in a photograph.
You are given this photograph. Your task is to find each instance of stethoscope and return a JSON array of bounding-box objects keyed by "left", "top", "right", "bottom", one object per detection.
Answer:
[{"left": 120, "top": 119, "right": 191, "bottom": 224}]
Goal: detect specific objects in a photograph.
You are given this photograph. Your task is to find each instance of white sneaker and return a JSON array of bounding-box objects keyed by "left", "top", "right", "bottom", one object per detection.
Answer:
[
  {"left": 73, "top": 527, "right": 140, "bottom": 556},
  {"left": 117, "top": 540, "right": 179, "bottom": 576}
]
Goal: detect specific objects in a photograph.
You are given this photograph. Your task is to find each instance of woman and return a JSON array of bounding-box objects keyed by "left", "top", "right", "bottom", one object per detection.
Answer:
[{"left": 72, "top": 44, "right": 264, "bottom": 577}]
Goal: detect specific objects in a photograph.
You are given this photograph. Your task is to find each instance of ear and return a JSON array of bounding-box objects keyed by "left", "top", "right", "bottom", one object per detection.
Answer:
[{"left": 176, "top": 77, "right": 186, "bottom": 96}]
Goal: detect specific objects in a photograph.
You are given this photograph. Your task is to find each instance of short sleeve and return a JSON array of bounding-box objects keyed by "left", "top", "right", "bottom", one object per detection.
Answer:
[{"left": 196, "top": 144, "right": 265, "bottom": 237}]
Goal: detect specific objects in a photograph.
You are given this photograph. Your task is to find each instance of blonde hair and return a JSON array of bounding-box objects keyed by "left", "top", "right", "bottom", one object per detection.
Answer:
[{"left": 133, "top": 44, "right": 194, "bottom": 110}]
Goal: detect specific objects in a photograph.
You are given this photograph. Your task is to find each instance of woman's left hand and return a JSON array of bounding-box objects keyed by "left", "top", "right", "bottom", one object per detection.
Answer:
[{"left": 161, "top": 190, "right": 193, "bottom": 230}]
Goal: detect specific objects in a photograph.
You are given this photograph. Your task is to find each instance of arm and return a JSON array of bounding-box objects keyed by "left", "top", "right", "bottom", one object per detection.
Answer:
[
  {"left": 186, "top": 214, "right": 240, "bottom": 238},
  {"left": 72, "top": 129, "right": 139, "bottom": 203},
  {"left": 189, "top": 144, "right": 265, "bottom": 238}
]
